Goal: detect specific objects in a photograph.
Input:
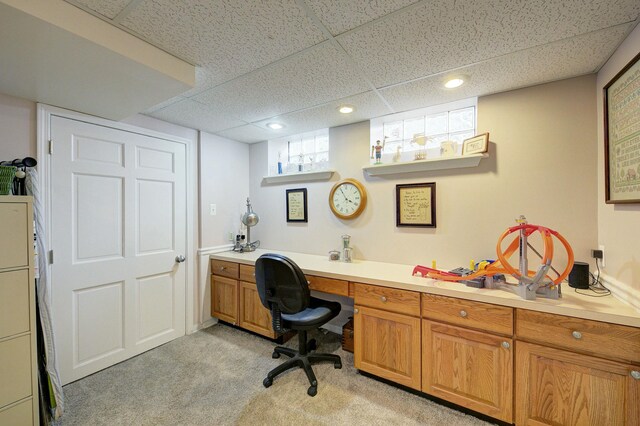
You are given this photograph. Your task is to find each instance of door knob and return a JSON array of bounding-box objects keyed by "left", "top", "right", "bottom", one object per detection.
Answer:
[{"left": 175, "top": 255, "right": 186, "bottom": 263}]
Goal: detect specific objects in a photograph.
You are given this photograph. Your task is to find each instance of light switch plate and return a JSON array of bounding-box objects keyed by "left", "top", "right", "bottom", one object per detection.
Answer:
[{"left": 209, "top": 204, "right": 217, "bottom": 216}]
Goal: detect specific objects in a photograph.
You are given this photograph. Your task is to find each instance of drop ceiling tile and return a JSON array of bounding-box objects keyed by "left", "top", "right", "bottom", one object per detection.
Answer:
[
  {"left": 192, "top": 42, "right": 371, "bottom": 123},
  {"left": 380, "top": 24, "right": 632, "bottom": 113},
  {"left": 121, "top": 0, "right": 327, "bottom": 86},
  {"left": 66, "top": 0, "right": 130, "bottom": 19},
  {"left": 338, "top": 0, "right": 640, "bottom": 87},
  {"left": 216, "top": 125, "right": 270, "bottom": 144},
  {"left": 146, "top": 99, "right": 245, "bottom": 134},
  {"left": 306, "top": 0, "right": 420, "bottom": 36},
  {"left": 251, "top": 91, "right": 391, "bottom": 137}
]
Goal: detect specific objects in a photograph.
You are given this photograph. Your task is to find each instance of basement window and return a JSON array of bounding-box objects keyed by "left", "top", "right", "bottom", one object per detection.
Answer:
[
  {"left": 268, "top": 128, "right": 329, "bottom": 175},
  {"left": 370, "top": 98, "right": 477, "bottom": 163}
]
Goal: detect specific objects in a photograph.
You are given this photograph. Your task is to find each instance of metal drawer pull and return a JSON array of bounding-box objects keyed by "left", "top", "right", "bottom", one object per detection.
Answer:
[
  {"left": 220, "top": 266, "right": 226, "bottom": 271},
  {"left": 572, "top": 331, "right": 582, "bottom": 340},
  {"left": 501, "top": 341, "right": 510, "bottom": 349},
  {"left": 380, "top": 296, "right": 387, "bottom": 302},
  {"left": 354, "top": 308, "right": 359, "bottom": 314},
  {"left": 631, "top": 371, "right": 640, "bottom": 380},
  {"left": 459, "top": 310, "right": 468, "bottom": 318}
]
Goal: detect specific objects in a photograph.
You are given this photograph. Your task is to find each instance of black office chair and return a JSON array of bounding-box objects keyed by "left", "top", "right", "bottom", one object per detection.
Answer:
[{"left": 255, "top": 253, "right": 342, "bottom": 396}]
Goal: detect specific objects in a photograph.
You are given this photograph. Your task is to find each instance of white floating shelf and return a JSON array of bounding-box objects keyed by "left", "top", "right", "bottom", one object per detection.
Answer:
[
  {"left": 262, "top": 170, "right": 335, "bottom": 184},
  {"left": 362, "top": 154, "right": 488, "bottom": 176}
]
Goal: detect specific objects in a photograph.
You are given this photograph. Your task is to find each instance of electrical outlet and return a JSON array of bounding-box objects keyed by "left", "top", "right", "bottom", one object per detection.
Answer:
[
  {"left": 209, "top": 204, "right": 217, "bottom": 216},
  {"left": 599, "top": 244, "right": 605, "bottom": 267}
]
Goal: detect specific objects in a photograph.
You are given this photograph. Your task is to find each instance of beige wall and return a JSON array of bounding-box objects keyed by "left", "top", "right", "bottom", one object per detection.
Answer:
[
  {"left": 0, "top": 92, "right": 36, "bottom": 160},
  {"left": 596, "top": 23, "right": 640, "bottom": 303},
  {"left": 199, "top": 132, "right": 250, "bottom": 249},
  {"left": 250, "top": 75, "right": 598, "bottom": 273}
]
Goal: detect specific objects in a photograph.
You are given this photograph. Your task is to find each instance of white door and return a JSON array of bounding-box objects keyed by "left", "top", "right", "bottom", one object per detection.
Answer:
[{"left": 50, "top": 116, "right": 187, "bottom": 384}]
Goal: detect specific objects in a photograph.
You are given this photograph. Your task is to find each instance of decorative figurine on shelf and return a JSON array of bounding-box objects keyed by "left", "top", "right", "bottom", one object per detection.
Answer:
[
  {"left": 371, "top": 139, "right": 386, "bottom": 164},
  {"left": 411, "top": 134, "right": 427, "bottom": 161},
  {"left": 298, "top": 153, "right": 304, "bottom": 172},
  {"left": 392, "top": 146, "right": 402, "bottom": 163},
  {"left": 277, "top": 152, "right": 283, "bottom": 175}
]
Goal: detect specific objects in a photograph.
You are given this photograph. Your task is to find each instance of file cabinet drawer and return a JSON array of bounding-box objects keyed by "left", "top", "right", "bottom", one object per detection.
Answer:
[
  {"left": 211, "top": 260, "right": 239, "bottom": 279},
  {"left": 516, "top": 309, "right": 640, "bottom": 363},
  {"left": 0, "top": 269, "right": 30, "bottom": 339},
  {"left": 0, "top": 335, "right": 32, "bottom": 408},
  {"left": 422, "top": 294, "right": 513, "bottom": 336},
  {"left": 354, "top": 283, "right": 420, "bottom": 317},
  {"left": 0, "top": 203, "right": 28, "bottom": 270},
  {"left": 0, "top": 399, "right": 33, "bottom": 425}
]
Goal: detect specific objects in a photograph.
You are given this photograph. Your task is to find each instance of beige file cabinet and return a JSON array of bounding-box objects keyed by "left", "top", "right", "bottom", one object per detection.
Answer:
[{"left": 0, "top": 196, "right": 38, "bottom": 425}]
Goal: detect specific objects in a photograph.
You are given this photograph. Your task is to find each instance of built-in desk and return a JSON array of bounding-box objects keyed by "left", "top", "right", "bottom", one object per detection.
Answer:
[{"left": 210, "top": 249, "right": 640, "bottom": 425}]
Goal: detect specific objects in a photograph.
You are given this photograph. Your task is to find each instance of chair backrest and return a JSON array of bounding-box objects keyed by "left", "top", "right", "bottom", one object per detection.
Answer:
[{"left": 255, "top": 253, "right": 310, "bottom": 315}]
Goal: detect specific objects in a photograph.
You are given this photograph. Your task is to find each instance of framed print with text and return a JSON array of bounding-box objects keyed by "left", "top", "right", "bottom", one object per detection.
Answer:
[
  {"left": 461, "top": 133, "right": 489, "bottom": 155},
  {"left": 396, "top": 183, "right": 436, "bottom": 227},
  {"left": 286, "top": 188, "right": 308, "bottom": 222},
  {"left": 604, "top": 51, "right": 640, "bottom": 204}
]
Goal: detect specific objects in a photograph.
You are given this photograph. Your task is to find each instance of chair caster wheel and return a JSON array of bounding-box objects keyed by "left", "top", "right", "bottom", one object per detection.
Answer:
[
  {"left": 263, "top": 377, "right": 273, "bottom": 388},
  {"left": 308, "top": 339, "right": 317, "bottom": 351},
  {"left": 334, "top": 361, "right": 342, "bottom": 369},
  {"left": 307, "top": 386, "right": 317, "bottom": 397},
  {"left": 272, "top": 352, "right": 280, "bottom": 359}
]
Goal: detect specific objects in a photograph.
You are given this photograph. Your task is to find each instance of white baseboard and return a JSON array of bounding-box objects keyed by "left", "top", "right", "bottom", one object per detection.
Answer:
[
  {"left": 192, "top": 318, "right": 217, "bottom": 334},
  {"left": 600, "top": 273, "right": 640, "bottom": 312}
]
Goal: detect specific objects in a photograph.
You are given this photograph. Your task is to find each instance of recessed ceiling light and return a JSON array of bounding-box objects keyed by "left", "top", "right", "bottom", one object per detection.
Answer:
[
  {"left": 338, "top": 105, "right": 355, "bottom": 114},
  {"left": 444, "top": 77, "right": 465, "bottom": 89},
  {"left": 266, "top": 122, "right": 284, "bottom": 130}
]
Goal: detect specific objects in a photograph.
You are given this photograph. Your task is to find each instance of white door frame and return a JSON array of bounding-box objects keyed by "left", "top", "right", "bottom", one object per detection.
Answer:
[{"left": 37, "top": 104, "right": 199, "bottom": 335}]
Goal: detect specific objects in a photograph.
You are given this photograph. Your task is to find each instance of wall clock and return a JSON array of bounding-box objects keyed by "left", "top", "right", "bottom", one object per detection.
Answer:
[{"left": 329, "top": 178, "right": 367, "bottom": 219}]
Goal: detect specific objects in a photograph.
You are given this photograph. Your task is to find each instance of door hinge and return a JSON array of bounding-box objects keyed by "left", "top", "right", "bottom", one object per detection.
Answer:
[
  {"left": 48, "top": 140, "right": 53, "bottom": 155},
  {"left": 48, "top": 250, "right": 53, "bottom": 265}
]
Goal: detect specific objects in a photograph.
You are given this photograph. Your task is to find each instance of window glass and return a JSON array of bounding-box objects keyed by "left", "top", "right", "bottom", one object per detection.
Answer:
[
  {"left": 384, "top": 121, "right": 403, "bottom": 142},
  {"left": 449, "top": 107, "right": 475, "bottom": 132},
  {"left": 426, "top": 112, "right": 448, "bottom": 136}
]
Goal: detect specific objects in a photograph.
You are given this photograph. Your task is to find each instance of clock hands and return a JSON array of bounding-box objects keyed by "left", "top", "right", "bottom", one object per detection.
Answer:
[{"left": 339, "top": 187, "right": 354, "bottom": 204}]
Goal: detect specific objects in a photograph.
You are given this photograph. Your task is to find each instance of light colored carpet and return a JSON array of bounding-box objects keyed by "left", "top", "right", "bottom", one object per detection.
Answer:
[{"left": 58, "top": 324, "right": 494, "bottom": 425}]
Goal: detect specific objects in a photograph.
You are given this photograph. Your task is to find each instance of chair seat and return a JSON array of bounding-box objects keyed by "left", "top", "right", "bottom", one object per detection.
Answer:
[{"left": 281, "top": 298, "right": 340, "bottom": 329}]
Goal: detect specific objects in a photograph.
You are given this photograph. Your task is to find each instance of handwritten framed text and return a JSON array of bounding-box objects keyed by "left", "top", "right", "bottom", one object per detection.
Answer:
[
  {"left": 396, "top": 183, "right": 436, "bottom": 227},
  {"left": 604, "top": 51, "right": 640, "bottom": 203},
  {"left": 462, "top": 133, "right": 489, "bottom": 156},
  {"left": 286, "top": 188, "right": 308, "bottom": 222}
]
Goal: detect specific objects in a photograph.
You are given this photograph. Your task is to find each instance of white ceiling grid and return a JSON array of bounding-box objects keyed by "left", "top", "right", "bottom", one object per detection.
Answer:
[{"left": 65, "top": 0, "right": 639, "bottom": 143}]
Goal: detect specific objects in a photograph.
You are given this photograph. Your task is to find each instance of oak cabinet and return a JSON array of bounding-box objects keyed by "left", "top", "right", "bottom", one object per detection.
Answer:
[
  {"left": 354, "top": 304, "right": 421, "bottom": 390},
  {"left": 516, "top": 341, "right": 640, "bottom": 426},
  {"left": 211, "top": 275, "right": 238, "bottom": 324},
  {"left": 422, "top": 320, "right": 513, "bottom": 422},
  {"left": 238, "top": 280, "right": 276, "bottom": 338},
  {"left": 211, "top": 261, "right": 275, "bottom": 338}
]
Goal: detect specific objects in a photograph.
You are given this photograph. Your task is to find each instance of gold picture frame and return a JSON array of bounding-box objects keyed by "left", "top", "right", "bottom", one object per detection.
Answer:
[
  {"left": 396, "top": 183, "right": 436, "bottom": 227},
  {"left": 462, "top": 133, "right": 489, "bottom": 155}
]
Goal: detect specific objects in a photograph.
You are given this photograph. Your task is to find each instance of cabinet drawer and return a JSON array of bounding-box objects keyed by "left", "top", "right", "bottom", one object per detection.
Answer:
[
  {"left": 422, "top": 294, "right": 513, "bottom": 336},
  {"left": 0, "top": 335, "right": 32, "bottom": 408},
  {"left": 516, "top": 309, "right": 640, "bottom": 364},
  {"left": 0, "top": 203, "right": 29, "bottom": 270},
  {"left": 306, "top": 275, "right": 349, "bottom": 297},
  {"left": 354, "top": 283, "right": 420, "bottom": 317},
  {"left": 239, "top": 264, "right": 255, "bottom": 283},
  {"left": 0, "top": 399, "right": 33, "bottom": 425},
  {"left": 0, "top": 269, "right": 30, "bottom": 339},
  {"left": 211, "top": 260, "right": 239, "bottom": 279}
]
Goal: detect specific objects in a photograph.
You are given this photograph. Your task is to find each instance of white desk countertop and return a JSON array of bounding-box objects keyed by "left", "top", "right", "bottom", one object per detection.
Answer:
[{"left": 210, "top": 248, "right": 640, "bottom": 328}]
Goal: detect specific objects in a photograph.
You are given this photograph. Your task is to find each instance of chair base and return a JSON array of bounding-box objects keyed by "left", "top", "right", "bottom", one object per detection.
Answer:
[{"left": 263, "top": 332, "right": 342, "bottom": 397}]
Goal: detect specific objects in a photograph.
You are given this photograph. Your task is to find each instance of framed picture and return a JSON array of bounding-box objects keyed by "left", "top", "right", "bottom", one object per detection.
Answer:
[
  {"left": 461, "top": 133, "right": 489, "bottom": 155},
  {"left": 396, "top": 183, "right": 436, "bottom": 227},
  {"left": 604, "top": 51, "right": 640, "bottom": 204},
  {"left": 286, "top": 188, "right": 307, "bottom": 222}
]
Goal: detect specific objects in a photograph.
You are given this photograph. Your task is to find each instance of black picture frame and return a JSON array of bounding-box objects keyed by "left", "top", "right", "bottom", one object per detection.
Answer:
[
  {"left": 603, "top": 50, "right": 640, "bottom": 204},
  {"left": 396, "top": 182, "right": 436, "bottom": 227},
  {"left": 286, "top": 188, "right": 308, "bottom": 222}
]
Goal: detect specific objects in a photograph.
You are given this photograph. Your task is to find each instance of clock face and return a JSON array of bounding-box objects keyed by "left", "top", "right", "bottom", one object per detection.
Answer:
[{"left": 329, "top": 179, "right": 367, "bottom": 219}]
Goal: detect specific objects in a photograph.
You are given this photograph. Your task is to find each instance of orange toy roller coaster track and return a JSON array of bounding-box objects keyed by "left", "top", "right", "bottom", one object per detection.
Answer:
[{"left": 419, "top": 223, "right": 574, "bottom": 286}]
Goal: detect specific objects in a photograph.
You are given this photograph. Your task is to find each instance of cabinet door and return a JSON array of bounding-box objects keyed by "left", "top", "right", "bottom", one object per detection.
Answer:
[
  {"left": 238, "top": 281, "right": 275, "bottom": 338},
  {"left": 422, "top": 320, "right": 513, "bottom": 422},
  {"left": 516, "top": 341, "right": 640, "bottom": 426},
  {"left": 354, "top": 305, "right": 421, "bottom": 390},
  {"left": 211, "top": 275, "right": 237, "bottom": 324}
]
